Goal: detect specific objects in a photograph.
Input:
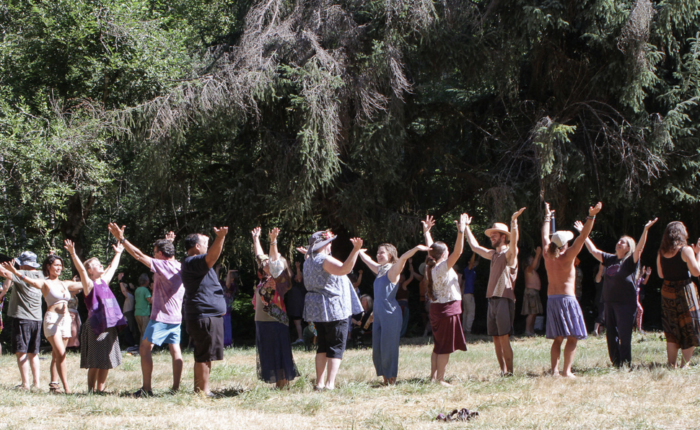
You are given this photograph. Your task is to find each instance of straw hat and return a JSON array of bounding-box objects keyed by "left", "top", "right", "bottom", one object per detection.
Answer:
[
  {"left": 308, "top": 230, "right": 337, "bottom": 252},
  {"left": 484, "top": 223, "right": 510, "bottom": 238}
]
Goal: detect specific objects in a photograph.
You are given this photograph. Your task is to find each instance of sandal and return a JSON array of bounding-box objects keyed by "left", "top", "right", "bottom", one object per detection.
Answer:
[{"left": 49, "top": 382, "right": 60, "bottom": 394}]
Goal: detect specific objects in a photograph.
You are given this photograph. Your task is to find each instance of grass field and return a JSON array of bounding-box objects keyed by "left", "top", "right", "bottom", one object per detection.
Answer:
[{"left": 0, "top": 332, "right": 699, "bottom": 429}]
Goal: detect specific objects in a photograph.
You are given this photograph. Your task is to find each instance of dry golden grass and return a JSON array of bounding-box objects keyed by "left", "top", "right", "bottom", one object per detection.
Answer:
[{"left": 1, "top": 332, "right": 699, "bottom": 429}]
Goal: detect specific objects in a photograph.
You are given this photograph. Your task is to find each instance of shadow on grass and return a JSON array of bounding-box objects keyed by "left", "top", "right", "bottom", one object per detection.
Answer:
[{"left": 212, "top": 386, "right": 247, "bottom": 397}]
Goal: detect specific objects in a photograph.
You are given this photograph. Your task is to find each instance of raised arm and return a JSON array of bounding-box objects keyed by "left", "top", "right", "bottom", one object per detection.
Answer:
[
  {"left": 0, "top": 262, "right": 44, "bottom": 290},
  {"left": 353, "top": 270, "right": 363, "bottom": 288},
  {"left": 464, "top": 213, "right": 494, "bottom": 260},
  {"left": 573, "top": 220, "right": 604, "bottom": 262},
  {"left": 102, "top": 243, "right": 124, "bottom": 284},
  {"left": 506, "top": 208, "right": 526, "bottom": 266},
  {"left": 409, "top": 259, "right": 423, "bottom": 281},
  {"left": 401, "top": 267, "right": 414, "bottom": 290},
  {"left": 108, "top": 223, "right": 152, "bottom": 267},
  {"left": 205, "top": 226, "right": 228, "bottom": 268},
  {"left": 387, "top": 245, "right": 431, "bottom": 283},
  {"left": 359, "top": 251, "right": 380, "bottom": 275},
  {"left": 322, "top": 238, "right": 365, "bottom": 276},
  {"left": 65, "top": 239, "right": 95, "bottom": 296},
  {"left": 595, "top": 263, "right": 604, "bottom": 283},
  {"left": 422, "top": 215, "right": 435, "bottom": 247},
  {"left": 634, "top": 218, "right": 658, "bottom": 263},
  {"left": 542, "top": 202, "right": 553, "bottom": 249},
  {"left": 570, "top": 202, "right": 603, "bottom": 255},
  {"left": 641, "top": 266, "right": 652, "bottom": 285},
  {"left": 294, "top": 262, "right": 302, "bottom": 283},
  {"left": 268, "top": 227, "right": 281, "bottom": 262},
  {"left": 251, "top": 227, "right": 264, "bottom": 256},
  {"left": 446, "top": 214, "right": 468, "bottom": 269},
  {"left": 528, "top": 247, "right": 542, "bottom": 272}
]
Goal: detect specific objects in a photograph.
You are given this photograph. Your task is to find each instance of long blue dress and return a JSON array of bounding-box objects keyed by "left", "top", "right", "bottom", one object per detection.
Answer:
[{"left": 372, "top": 266, "right": 403, "bottom": 379}]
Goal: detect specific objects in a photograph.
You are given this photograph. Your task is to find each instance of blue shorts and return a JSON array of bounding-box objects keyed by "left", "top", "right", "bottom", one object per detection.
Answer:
[{"left": 143, "top": 320, "right": 181, "bottom": 346}]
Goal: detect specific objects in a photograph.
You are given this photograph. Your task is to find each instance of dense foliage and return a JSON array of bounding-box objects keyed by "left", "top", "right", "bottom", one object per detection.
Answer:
[{"left": 2, "top": 0, "right": 700, "bottom": 335}]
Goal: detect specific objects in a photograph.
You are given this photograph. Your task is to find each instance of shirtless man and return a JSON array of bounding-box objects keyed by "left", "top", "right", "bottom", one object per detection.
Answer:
[
  {"left": 542, "top": 201, "right": 602, "bottom": 378},
  {"left": 465, "top": 207, "right": 526, "bottom": 375}
]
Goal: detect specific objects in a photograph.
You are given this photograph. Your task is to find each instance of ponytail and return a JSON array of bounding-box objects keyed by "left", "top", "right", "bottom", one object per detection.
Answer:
[{"left": 425, "top": 256, "right": 438, "bottom": 301}]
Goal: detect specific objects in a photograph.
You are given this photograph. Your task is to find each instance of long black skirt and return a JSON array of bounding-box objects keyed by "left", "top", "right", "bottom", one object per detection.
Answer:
[{"left": 256, "top": 321, "right": 299, "bottom": 383}]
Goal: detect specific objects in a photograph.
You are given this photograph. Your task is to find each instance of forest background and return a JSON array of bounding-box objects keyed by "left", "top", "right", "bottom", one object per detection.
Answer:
[{"left": 1, "top": 0, "right": 700, "bottom": 342}]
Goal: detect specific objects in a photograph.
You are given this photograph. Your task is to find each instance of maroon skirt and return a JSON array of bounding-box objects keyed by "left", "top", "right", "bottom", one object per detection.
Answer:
[{"left": 430, "top": 300, "right": 467, "bottom": 354}]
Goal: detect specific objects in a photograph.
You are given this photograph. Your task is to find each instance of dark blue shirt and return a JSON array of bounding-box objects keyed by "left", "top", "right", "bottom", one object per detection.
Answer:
[
  {"left": 180, "top": 254, "right": 226, "bottom": 319},
  {"left": 463, "top": 267, "right": 476, "bottom": 295}
]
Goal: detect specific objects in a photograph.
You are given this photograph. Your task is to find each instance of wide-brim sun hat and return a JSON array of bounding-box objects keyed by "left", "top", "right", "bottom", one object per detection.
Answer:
[
  {"left": 484, "top": 223, "right": 511, "bottom": 238},
  {"left": 308, "top": 230, "right": 337, "bottom": 252},
  {"left": 551, "top": 231, "right": 574, "bottom": 248}
]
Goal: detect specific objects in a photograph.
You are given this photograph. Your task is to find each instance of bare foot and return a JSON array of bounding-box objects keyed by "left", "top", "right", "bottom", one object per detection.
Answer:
[
  {"left": 387, "top": 377, "right": 396, "bottom": 385},
  {"left": 564, "top": 372, "right": 577, "bottom": 379},
  {"left": 439, "top": 380, "right": 453, "bottom": 387},
  {"left": 551, "top": 370, "right": 560, "bottom": 377}
]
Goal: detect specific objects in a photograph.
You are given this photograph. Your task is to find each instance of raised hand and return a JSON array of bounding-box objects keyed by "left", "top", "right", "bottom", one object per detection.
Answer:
[
  {"left": 296, "top": 246, "right": 308, "bottom": 255},
  {"left": 295, "top": 261, "right": 301, "bottom": 268},
  {"left": 108, "top": 223, "right": 126, "bottom": 241},
  {"left": 464, "top": 213, "right": 473, "bottom": 225},
  {"left": 269, "top": 227, "right": 280, "bottom": 243},
  {"left": 118, "top": 272, "right": 124, "bottom": 281},
  {"left": 457, "top": 213, "right": 468, "bottom": 232},
  {"left": 213, "top": 226, "right": 229, "bottom": 238},
  {"left": 416, "top": 244, "right": 431, "bottom": 252},
  {"left": 511, "top": 207, "right": 526, "bottom": 221},
  {"left": 589, "top": 202, "right": 603, "bottom": 216},
  {"left": 1, "top": 261, "right": 19, "bottom": 276},
  {"left": 536, "top": 246, "right": 542, "bottom": 253},
  {"left": 545, "top": 202, "right": 553, "bottom": 218},
  {"left": 573, "top": 220, "right": 584, "bottom": 232},
  {"left": 113, "top": 243, "right": 124, "bottom": 254},
  {"left": 165, "top": 231, "right": 176, "bottom": 242},
  {"left": 644, "top": 218, "right": 658, "bottom": 230},
  {"left": 64, "top": 239, "right": 76, "bottom": 255},
  {"left": 421, "top": 215, "right": 435, "bottom": 233},
  {"left": 645, "top": 266, "right": 652, "bottom": 276},
  {"left": 251, "top": 227, "right": 261, "bottom": 239},
  {"left": 350, "top": 237, "right": 364, "bottom": 251}
]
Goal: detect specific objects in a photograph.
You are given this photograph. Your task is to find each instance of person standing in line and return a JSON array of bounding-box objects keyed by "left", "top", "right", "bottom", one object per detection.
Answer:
[
  {"left": 286, "top": 261, "right": 307, "bottom": 345},
  {"left": 358, "top": 242, "right": 429, "bottom": 385},
  {"left": 108, "top": 224, "right": 185, "bottom": 396},
  {"left": 65, "top": 239, "right": 127, "bottom": 393},
  {"left": 464, "top": 208, "right": 526, "bottom": 376},
  {"left": 180, "top": 227, "right": 228, "bottom": 396},
  {"left": 66, "top": 280, "right": 82, "bottom": 350},
  {"left": 299, "top": 230, "right": 364, "bottom": 391},
  {"left": 223, "top": 269, "right": 238, "bottom": 348},
  {"left": 118, "top": 276, "right": 139, "bottom": 347},
  {"left": 134, "top": 273, "right": 152, "bottom": 341},
  {"left": 0, "top": 251, "right": 44, "bottom": 390},
  {"left": 522, "top": 247, "right": 542, "bottom": 336},
  {"left": 422, "top": 214, "right": 469, "bottom": 385},
  {"left": 542, "top": 202, "right": 602, "bottom": 378},
  {"left": 635, "top": 266, "right": 651, "bottom": 333},
  {"left": 397, "top": 260, "right": 415, "bottom": 338},
  {"left": 462, "top": 253, "right": 479, "bottom": 335},
  {"left": 1, "top": 251, "right": 84, "bottom": 394},
  {"left": 251, "top": 227, "right": 298, "bottom": 388},
  {"left": 592, "top": 263, "right": 605, "bottom": 336},
  {"left": 657, "top": 221, "right": 700, "bottom": 368},
  {"left": 575, "top": 217, "right": 657, "bottom": 368}
]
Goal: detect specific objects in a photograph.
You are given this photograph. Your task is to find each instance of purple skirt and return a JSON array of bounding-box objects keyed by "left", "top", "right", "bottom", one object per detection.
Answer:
[{"left": 546, "top": 295, "right": 587, "bottom": 340}]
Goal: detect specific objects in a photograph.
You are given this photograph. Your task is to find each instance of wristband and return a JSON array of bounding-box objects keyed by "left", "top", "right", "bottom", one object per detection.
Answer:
[
  {"left": 587, "top": 215, "right": 596, "bottom": 220},
  {"left": 119, "top": 238, "right": 126, "bottom": 244},
  {"left": 271, "top": 240, "right": 278, "bottom": 245}
]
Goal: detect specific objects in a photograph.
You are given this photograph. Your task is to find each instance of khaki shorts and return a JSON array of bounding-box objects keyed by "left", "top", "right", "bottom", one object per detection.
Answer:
[
  {"left": 44, "top": 312, "right": 72, "bottom": 338},
  {"left": 487, "top": 297, "right": 515, "bottom": 337}
]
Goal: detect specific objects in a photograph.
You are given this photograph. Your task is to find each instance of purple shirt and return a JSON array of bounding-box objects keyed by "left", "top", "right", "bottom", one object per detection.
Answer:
[{"left": 150, "top": 259, "right": 185, "bottom": 324}]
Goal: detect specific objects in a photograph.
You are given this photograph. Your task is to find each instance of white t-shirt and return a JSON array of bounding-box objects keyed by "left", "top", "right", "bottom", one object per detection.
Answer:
[{"left": 431, "top": 261, "right": 462, "bottom": 303}]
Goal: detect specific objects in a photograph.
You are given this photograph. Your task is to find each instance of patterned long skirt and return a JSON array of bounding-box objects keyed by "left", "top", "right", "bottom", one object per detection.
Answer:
[{"left": 661, "top": 280, "right": 700, "bottom": 350}]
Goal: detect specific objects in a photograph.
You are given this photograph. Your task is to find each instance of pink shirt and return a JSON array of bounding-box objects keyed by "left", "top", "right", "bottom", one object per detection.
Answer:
[{"left": 150, "top": 259, "right": 185, "bottom": 324}]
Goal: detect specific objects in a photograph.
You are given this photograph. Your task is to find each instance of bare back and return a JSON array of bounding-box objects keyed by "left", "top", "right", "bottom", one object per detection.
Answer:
[{"left": 543, "top": 249, "right": 577, "bottom": 296}]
